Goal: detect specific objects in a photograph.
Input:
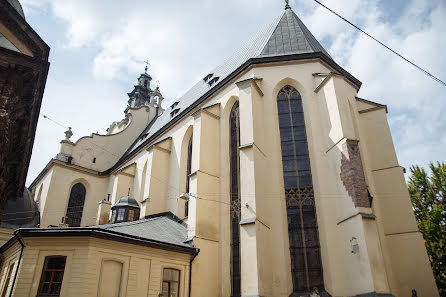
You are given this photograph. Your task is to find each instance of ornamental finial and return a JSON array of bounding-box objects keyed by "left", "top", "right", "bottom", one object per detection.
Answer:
[
  {"left": 64, "top": 127, "right": 73, "bottom": 141},
  {"left": 285, "top": 0, "right": 290, "bottom": 9}
]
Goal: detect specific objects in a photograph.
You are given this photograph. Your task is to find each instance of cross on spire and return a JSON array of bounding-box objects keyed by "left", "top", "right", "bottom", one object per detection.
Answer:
[{"left": 144, "top": 60, "right": 150, "bottom": 73}]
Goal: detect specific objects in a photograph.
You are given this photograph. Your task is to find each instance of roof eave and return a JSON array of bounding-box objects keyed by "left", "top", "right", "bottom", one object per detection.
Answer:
[{"left": 9, "top": 228, "right": 197, "bottom": 255}]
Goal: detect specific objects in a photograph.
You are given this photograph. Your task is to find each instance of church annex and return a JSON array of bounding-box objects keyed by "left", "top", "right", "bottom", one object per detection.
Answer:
[{"left": 0, "top": 3, "right": 439, "bottom": 297}]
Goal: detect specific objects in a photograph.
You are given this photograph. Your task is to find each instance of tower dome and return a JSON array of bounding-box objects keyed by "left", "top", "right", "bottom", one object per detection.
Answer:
[
  {"left": 1, "top": 187, "right": 39, "bottom": 229},
  {"left": 110, "top": 196, "right": 140, "bottom": 224}
]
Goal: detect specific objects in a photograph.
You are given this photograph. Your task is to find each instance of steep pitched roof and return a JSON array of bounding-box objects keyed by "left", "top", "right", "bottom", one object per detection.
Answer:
[
  {"left": 106, "top": 6, "right": 360, "bottom": 172},
  {"left": 260, "top": 6, "right": 330, "bottom": 58}
]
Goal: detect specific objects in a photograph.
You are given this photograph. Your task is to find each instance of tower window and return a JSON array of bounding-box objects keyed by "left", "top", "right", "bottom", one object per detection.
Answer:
[{"left": 92, "top": 157, "right": 96, "bottom": 163}]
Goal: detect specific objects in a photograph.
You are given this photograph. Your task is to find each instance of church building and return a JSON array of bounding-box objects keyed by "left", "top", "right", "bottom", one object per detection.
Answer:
[{"left": 0, "top": 2, "right": 439, "bottom": 297}]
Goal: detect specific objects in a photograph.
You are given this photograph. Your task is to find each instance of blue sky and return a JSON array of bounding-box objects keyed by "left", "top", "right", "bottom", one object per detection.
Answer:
[{"left": 21, "top": 0, "right": 446, "bottom": 185}]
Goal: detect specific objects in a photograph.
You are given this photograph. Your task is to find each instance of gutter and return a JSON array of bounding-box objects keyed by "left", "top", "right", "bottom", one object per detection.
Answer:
[
  {"left": 9, "top": 230, "right": 24, "bottom": 297},
  {"left": 188, "top": 248, "right": 200, "bottom": 297}
]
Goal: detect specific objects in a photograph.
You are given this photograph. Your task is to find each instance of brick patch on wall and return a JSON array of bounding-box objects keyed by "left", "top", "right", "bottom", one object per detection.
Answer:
[{"left": 340, "top": 140, "right": 370, "bottom": 208}]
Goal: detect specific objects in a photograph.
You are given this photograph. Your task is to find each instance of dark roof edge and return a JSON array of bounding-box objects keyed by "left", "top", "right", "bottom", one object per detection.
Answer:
[
  {"left": 8, "top": 227, "right": 197, "bottom": 255},
  {"left": 101, "top": 52, "right": 362, "bottom": 175}
]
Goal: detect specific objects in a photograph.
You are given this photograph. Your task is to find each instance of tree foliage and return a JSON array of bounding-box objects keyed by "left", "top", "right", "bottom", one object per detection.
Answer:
[{"left": 408, "top": 162, "right": 446, "bottom": 295}]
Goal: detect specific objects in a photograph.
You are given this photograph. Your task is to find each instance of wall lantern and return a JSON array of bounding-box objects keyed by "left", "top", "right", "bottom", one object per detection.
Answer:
[{"left": 179, "top": 193, "right": 191, "bottom": 200}]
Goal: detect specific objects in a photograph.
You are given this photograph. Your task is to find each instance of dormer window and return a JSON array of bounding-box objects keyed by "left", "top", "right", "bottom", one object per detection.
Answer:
[
  {"left": 203, "top": 73, "right": 213, "bottom": 82},
  {"left": 170, "top": 101, "right": 179, "bottom": 109},
  {"left": 208, "top": 76, "right": 220, "bottom": 87},
  {"left": 170, "top": 108, "right": 180, "bottom": 118},
  {"left": 110, "top": 196, "right": 140, "bottom": 223}
]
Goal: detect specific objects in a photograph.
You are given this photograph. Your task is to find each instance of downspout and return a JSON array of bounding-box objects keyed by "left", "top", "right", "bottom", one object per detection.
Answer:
[
  {"left": 9, "top": 230, "right": 24, "bottom": 297},
  {"left": 188, "top": 248, "right": 200, "bottom": 297}
]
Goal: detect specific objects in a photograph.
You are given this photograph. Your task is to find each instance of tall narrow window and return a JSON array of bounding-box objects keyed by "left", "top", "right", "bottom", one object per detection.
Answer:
[
  {"left": 38, "top": 256, "right": 67, "bottom": 296},
  {"left": 185, "top": 137, "right": 193, "bottom": 217},
  {"left": 229, "top": 102, "right": 241, "bottom": 297},
  {"left": 65, "top": 183, "right": 86, "bottom": 227},
  {"left": 277, "top": 86, "right": 324, "bottom": 293},
  {"left": 162, "top": 268, "right": 180, "bottom": 297}
]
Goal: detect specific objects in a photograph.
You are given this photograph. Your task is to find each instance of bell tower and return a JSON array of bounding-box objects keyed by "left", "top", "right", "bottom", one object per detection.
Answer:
[{"left": 127, "top": 63, "right": 152, "bottom": 108}]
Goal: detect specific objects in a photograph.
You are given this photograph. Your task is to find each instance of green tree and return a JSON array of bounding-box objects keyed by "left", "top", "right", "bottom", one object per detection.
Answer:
[{"left": 408, "top": 162, "right": 446, "bottom": 295}]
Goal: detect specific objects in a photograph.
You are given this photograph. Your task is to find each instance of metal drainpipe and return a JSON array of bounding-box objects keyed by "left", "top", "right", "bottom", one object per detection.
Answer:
[
  {"left": 9, "top": 231, "right": 24, "bottom": 297},
  {"left": 188, "top": 248, "right": 200, "bottom": 297}
]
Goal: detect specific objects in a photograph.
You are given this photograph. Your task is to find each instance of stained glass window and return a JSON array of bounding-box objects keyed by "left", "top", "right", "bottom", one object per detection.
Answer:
[
  {"left": 185, "top": 136, "right": 193, "bottom": 218},
  {"left": 277, "top": 85, "right": 324, "bottom": 293},
  {"left": 229, "top": 102, "right": 241, "bottom": 297},
  {"left": 65, "top": 183, "right": 86, "bottom": 227}
]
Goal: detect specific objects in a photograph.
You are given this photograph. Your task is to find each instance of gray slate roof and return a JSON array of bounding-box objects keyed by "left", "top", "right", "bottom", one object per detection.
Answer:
[
  {"left": 95, "top": 214, "right": 191, "bottom": 248},
  {"left": 118, "top": 6, "right": 332, "bottom": 164}
]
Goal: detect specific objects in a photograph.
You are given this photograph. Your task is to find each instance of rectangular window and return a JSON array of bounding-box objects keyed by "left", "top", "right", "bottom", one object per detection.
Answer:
[
  {"left": 38, "top": 256, "right": 67, "bottom": 296},
  {"left": 1, "top": 262, "right": 15, "bottom": 297},
  {"left": 162, "top": 268, "right": 180, "bottom": 297}
]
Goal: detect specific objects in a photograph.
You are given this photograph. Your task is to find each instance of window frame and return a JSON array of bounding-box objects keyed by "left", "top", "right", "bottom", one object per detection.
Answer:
[
  {"left": 37, "top": 256, "right": 67, "bottom": 297},
  {"left": 161, "top": 268, "right": 181, "bottom": 297}
]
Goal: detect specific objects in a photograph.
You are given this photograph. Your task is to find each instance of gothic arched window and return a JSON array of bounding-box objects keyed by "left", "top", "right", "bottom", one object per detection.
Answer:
[
  {"left": 65, "top": 183, "right": 86, "bottom": 227},
  {"left": 277, "top": 85, "right": 324, "bottom": 293},
  {"left": 229, "top": 101, "right": 241, "bottom": 297},
  {"left": 185, "top": 136, "right": 193, "bottom": 217}
]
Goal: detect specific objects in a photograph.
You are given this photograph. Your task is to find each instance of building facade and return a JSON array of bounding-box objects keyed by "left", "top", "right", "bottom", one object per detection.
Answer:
[{"left": 0, "top": 4, "right": 439, "bottom": 297}]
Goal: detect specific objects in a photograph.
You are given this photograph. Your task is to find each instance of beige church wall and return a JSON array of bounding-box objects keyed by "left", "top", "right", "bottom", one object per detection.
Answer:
[
  {"left": 38, "top": 164, "right": 108, "bottom": 227},
  {"left": 31, "top": 166, "right": 54, "bottom": 218},
  {"left": 7, "top": 236, "right": 192, "bottom": 297},
  {"left": 68, "top": 106, "right": 156, "bottom": 172}
]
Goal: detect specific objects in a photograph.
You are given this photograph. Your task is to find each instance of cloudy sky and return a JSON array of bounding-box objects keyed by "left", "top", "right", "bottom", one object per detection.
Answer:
[{"left": 21, "top": 0, "right": 446, "bottom": 185}]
